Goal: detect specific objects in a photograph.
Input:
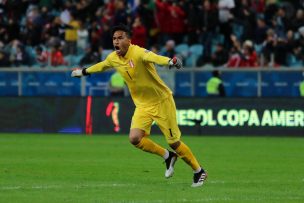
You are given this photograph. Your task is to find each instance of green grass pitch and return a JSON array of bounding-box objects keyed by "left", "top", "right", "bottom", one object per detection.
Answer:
[{"left": 0, "top": 134, "right": 303, "bottom": 203}]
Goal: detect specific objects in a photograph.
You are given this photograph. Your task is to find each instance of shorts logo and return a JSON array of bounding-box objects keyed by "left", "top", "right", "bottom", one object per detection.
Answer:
[{"left": 129, "top": 60, "right": 134, "bottom": 68}]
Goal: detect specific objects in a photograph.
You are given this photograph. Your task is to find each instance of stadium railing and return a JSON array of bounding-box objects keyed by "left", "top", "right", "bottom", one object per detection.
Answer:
[{"left": 0, "top": 67, "right": 303, "bottom": 97}]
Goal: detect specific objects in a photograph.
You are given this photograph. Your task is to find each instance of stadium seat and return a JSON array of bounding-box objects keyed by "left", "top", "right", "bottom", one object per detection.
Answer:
[
  {"left": 73, "top": 55, "right": 83, "bottom": 65},
  {"left": 64, "top": 55, "right": 72, "bottom": 66},
  {"left": 159, "top": 45, "right": 166, "bottom": 54},
  {"left": 25, "top": 46, "right": 37, "bottom": 66},
  {"left": 174, "top": 43, "right": 189, "bottom": 58},
  {"left": 212, "top": 33, "right": 225, "bottom": 45},
  {"left": 102, "top": 49, "right": 113, "bottom": 60},
  {"left": 254, "top": 44, "right": 263, "bottom": 55},
  {"left": 185, "top": 44, "right": 204, "bottom": 67},
  {"left": 286, "top": 54, "right": 303, "bottom": 67}
]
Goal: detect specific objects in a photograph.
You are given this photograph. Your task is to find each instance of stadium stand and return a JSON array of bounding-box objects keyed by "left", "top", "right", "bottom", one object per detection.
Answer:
[
  {"left": 0, "top": 0, "right": 303, "bottom": 98},
  {"left": 0, "top": 0, "right": 303, "bottom": 68},
  {"left": 185, "top": 44, "right": 204, "bottom": 67}
]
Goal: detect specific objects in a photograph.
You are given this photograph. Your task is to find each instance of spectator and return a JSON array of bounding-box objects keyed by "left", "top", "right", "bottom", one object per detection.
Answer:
[
  {"left": 233, "top": 0, "right": 256, "bottom": 41},
  {"left": 255, "top": 17, "right": 268, "bottom": 45},
  {"left": 291, "top": 9, "right": 304, "bottom": 32},
  {"left": 199, "top": 0, "right": 219, "bottom": 61},
  {"left": 292, "top": 26, "right": 304, "bottom": 65},
  {"left": 239, "top": 40, "right": 258, "bottom": 67},
  {"left": 262, "top": 28, "right": 292, "bottom": 67},
  {"left": 160, "top": 39, "right": 176, "bottom": 59},
  {"left": 42, "top": 16, "right": 65, "bottom": 47},
  {"left": 261, "top": 28, "right": 277, "bottom": 66},
  {"left": 113, "top": 0, "right": 129, "bottom": 25},
  {"left": 131, "top": 17, "right": 147, "bottom": 48},
  {"left": 0, "top": 50, "right": 10, "bottom": 67},
  {"left": 35, "top": 46, "right": 49, "bottom": 67},
  {"left": 210, "top": 43, "right": 229, "bottom": 67},
  {"left": 13, "top": 45, "right": 28, "bottom": 66},
  {"left": 167, "top": 1, "right": 186, "bottom": 44},
  {"left": 150, "top": 44, "right": 160, "bottom": 54},
  {"left": 218, "top": 0, "right": 235, "bottom": 48},
  {"left": 155, "top": 0, "right": 186, "bottom": 44},
  {"left": 134, "top": 0, "right": 155, "bottom": 32},
  {"left": 264, "top": 0, "right": 279, "bottom": 26},
  {"left": 271, "top": 6, "right": 289, "bottom": 38},
  {"left": 206, "top": 70, "right": 226, "bottom": 97},
  {"left": 99, "top": 23, "right": 113, "bottom": 51},
  {"left": 155, "top": 0, "right": 171, "bottom": 43},
  {"left": 185, "top": 1, "right": 202, "bottom": 45},
  {"left": 60, "top": 0, "right": 74, "bottom": 25},
  {"left": 285, "top": 30, "right": 297, "bottom": 54},
  {"left": 64, "top": 13, "right": 80, "bottom": 55},
  {"left": 77, "top": 20, "right": 89, "bottom": 53},
  {"left": 39, "top": 6, "right": 53, "bottom": 26},
  {"left": 74, "top": 0, "right": 91, "bottom": 22},
  {"left": 300, "top": 73, "right": 304, "bottom": 97},
  {"left": 273, "top": 37, "right": 288, "bottom": 66},
  {"left": 0, "top": 0, "right": 302, "bottom": 68},
  {"left": 0, "top": 15, "right": 7, "bottom": 43},
  {"left": 226, "top": 36, "right": 258, "bottom": 67},
  {"left": 251, "top": 0, "right": 266, "bottom": 14},
  {"left": 108, "top": 71, "right": 125, "bottom": 97},
  {"left": 9, "top": 41, "right": 28, "bottom": 67},
  {"left": 50, "top": 45, "right": 66, "bottom": 66},
  {"left": 6, "top": 17, "right": 20, "bottom": 43},
  {"left": 79, "top": 45, "right": 100, "bottom": 66},
  {"left": 134, "top": 0, "right": 157, "bottom": 46},
  {"left": 21, "top": 20, "right": 42, "bottom": 47}
]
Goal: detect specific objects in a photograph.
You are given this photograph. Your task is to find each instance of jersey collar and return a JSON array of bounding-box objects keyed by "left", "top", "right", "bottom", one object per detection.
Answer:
[{"left": 123, "top": 44, "right": 134, "bottom": 59}]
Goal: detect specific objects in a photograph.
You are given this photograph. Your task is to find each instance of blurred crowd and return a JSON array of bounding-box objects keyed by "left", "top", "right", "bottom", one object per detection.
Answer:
[{"left": 0, "top": 0, "right": 303, "bottom": 68}]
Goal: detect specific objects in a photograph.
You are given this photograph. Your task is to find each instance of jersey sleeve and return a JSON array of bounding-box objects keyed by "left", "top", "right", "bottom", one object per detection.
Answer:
[
  {"left": 85, "top": 56, "right": 112, "bottom": 73},
  {"left": 142, "top": 49, "right": 171, "bottom": 66}
]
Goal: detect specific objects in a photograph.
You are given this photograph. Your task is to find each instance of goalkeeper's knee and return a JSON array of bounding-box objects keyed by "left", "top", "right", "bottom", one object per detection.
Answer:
[{"left": 129, "top": 129, "right": 145, "bottom": 145}]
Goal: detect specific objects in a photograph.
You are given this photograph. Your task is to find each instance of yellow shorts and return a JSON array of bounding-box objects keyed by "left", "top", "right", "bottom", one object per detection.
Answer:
[{"left": 131, "top": 95, "right": 181, "bottom": 144}]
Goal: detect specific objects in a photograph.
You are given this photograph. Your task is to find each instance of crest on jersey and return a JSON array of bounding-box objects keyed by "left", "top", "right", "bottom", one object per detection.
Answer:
[{"left": 129, "top": 60, "right": 134, "bottom": 68}]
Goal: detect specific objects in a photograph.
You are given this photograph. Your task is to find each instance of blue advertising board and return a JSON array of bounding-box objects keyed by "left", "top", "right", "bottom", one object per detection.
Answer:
[
  {"left": 0, "top": 72, "right": 18, "bottom": 96},
  {"left": 22, "top": 72, "right": 81, "bottom": 96},
  {"left": 0, "top": 70, "right": 302, "bottom": 97},
  {"left": 261, "top": 72, "right": 302, "bottom": 97}
]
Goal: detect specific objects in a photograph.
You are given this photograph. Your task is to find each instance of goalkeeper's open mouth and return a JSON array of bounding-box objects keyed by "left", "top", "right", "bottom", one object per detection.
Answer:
[{"left": 115, "top": 46, "right": 121, "bottom": 55}]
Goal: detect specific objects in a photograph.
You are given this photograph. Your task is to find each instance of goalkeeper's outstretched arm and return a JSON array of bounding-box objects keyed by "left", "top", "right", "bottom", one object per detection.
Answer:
[
  {"left": 142, "top": 50, "right": 183, "bottom": 69},
  {"left": 71, "top": 59, "right": 112, "bottom": 77}
]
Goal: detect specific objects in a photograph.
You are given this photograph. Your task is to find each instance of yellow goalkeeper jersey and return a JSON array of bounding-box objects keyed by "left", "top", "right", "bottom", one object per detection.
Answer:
[{"left": 86, "top": 44, "right": 172, "bottom": 107}]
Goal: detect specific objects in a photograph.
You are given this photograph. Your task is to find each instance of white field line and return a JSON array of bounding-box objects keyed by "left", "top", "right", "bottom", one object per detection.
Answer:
[
  {"left": 104, "top": 196, "right": 304, "bottom": 203},
  {"left": 0, "top": 180, "right": 225, "bottom": 191},
  {"left": 112, "top": 199, "right": 233, "bottom": 203},
  {"left": 0, "top": 183, "right": 136, "bottom": 191},
  {"left": 1, "top": 179, "right": 302, "bottom": 191},
  {"left": 168, "top": 179, "right": 302, "bottom": 185},
  {"left": 0, "top": 184, "right": 303, "bottom": 203},
  {"left": 0, "top": 179, "right": 304, "bottom": 191}
]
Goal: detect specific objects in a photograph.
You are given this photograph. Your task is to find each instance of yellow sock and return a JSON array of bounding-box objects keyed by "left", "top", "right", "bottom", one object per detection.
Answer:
[
  {"left": 135, "top": 137, "right": 166, "bottom": 157},
  {"left": 175, "top": 141, "right": 200, "bottom": 171}
]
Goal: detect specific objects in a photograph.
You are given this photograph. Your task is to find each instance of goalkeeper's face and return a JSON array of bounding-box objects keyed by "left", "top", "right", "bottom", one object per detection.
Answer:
[{"left": 113, "top": 30, "right": 131, "bottom": 57}]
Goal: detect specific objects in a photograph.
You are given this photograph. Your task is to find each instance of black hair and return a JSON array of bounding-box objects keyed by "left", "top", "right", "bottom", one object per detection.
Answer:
[
  {"left": 212, "top": 70, "right": 220, "bottom": 77},
  {"left": 111, "top": 24, "right": 131, "bottom": 38}
]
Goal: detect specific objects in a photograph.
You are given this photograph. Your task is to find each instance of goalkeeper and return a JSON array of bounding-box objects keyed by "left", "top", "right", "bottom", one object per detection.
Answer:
[{"left": 71, "top": 24, "right": 207, "bottom": 187}]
